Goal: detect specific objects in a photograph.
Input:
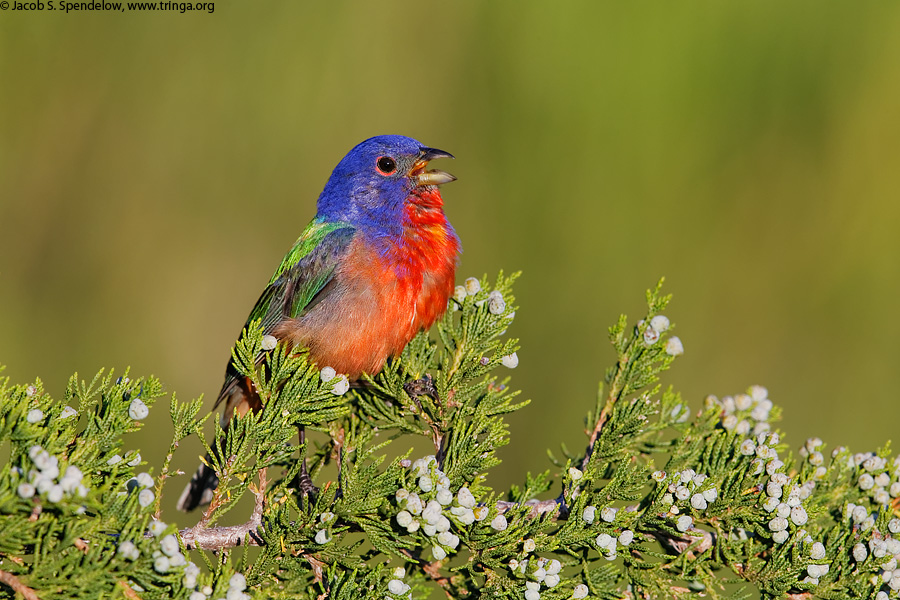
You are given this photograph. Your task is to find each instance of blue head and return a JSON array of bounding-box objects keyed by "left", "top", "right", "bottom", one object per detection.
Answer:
[{"left": 316, "top": 135, "right": 455, "bottom": 235}]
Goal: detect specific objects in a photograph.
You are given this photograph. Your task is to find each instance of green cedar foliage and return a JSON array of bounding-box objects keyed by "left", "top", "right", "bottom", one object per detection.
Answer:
[{"left": 1, "top": 273, "right": 898, "bottom": 599}]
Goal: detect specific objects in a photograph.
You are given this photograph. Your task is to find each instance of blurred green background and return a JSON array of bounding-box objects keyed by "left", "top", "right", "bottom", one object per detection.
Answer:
[{"left": 2, "top": 2, "right": 900, "bottom": 526}]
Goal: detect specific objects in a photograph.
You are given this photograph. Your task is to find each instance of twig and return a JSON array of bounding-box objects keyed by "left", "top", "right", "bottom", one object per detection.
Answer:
[
  {"left": 581, "top": 348, "right": 633, "bottom": 471},
  {"left": 181, "top": 468, "right": 268, "bottom": 551},
  {"left": 28, "top": 504, "right": 41, "bottom": 523},
  {"left": 495, "top": 498, "right": 562, "bottom": 518},
  {"left": 154, "top": 439, "right": 180, "bottom": 520},
  {"left": 180, "top": 520, "right": 265, "bottom": 551},
  {"left": 176, "top": 487, "right": 715, "bottom": 589},
  {"left": 652, "top": 528, "right": 715, "bottom": 560},
  {"left": 116, "top": 580, "right": 142, "bottom": 599},
  {"left": 194, "top": 454, "right": 237, "bottom": 530},
  {"left": 180, "top": 494, "right": 563, "bottom": 551},
  {"left": 0, "top": 569, "right": 40, "bottom": 600},
  {"left": 178, "top": 498, "right": 564, "bottom": 552},
  {"left": 422, "top": 560, "right": 454, "bottom": 598},
  {"left": 305, "top": 555, "right": 325, "bottom": 583}
]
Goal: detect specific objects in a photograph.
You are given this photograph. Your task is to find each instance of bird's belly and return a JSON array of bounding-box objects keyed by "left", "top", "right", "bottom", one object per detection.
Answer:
[
  {"left": 277, "top": 275, "right": 447, "bottom": 379},
  {"left": 309, "top": 288, "right": 412, "bottom": 378}
]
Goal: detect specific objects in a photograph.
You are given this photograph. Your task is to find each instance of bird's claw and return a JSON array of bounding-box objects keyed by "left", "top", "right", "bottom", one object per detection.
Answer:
[
  {"left": 294, "top": 462, "right": 319, "bottom": 500},
  {"left": 404, "top": 374, "right": 440, "bottom": 408}
]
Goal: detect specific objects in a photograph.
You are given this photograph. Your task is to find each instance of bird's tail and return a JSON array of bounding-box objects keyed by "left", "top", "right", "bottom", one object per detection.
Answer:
[{"left": 176, "top": 457, "right": 219, "bottom": 512}]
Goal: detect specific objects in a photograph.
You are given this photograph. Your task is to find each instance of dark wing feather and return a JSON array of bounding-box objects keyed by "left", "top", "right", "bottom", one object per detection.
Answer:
[{"left": 214, "top": 220, "right": 356, "bottom": 407}]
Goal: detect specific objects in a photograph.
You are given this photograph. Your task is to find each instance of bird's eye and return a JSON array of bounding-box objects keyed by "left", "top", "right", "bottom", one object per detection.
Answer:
[{"left": 376, "top": 156, "right": 397, "bottom": 175}]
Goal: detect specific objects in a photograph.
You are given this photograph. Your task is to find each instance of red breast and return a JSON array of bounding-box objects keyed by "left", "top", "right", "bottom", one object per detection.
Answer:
[{"left": 274, "top": 187, "right": 459, "bottom": 379}]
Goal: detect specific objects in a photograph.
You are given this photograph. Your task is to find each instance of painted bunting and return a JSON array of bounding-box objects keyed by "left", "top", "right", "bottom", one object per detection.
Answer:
[{"left": 177, "top": 135, "right": 460, "bottom": 511}]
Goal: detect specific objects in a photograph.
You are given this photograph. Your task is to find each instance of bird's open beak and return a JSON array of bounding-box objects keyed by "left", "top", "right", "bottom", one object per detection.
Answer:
[{"left": 412, "top": 147, "right": 456, "bottom": 187}]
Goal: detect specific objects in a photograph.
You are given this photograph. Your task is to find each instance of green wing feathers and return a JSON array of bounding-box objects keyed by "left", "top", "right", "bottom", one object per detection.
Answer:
[
  {"left": 269, "top": 219, "right": 352, "bottom": 285},
  {"left": 246, "top": 219, "right": 355, "bottom": 330},
  {"left": 215, "top": 219, "right": 355, "bottom": 408}
]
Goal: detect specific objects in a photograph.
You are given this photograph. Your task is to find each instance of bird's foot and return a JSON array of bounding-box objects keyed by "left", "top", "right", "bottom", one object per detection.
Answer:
[{"left": 404, "top": 374, "right": 440, "bottom": 408}]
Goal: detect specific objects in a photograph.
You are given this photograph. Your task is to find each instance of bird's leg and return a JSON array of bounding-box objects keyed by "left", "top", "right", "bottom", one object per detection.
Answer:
[
  {"left": 293, "top": 426, "right": 318, "bottom": 498},
  {"left": 403, "top": 374, "right": 448, "bottom": 465}
]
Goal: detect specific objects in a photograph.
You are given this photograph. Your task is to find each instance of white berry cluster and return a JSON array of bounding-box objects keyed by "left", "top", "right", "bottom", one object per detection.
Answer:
[
  {"left": 803, "top": 561, "right": 830, "bottom": 586},
  {"left": 452, "top": 279, "right": 517, "bottom": 366},
  {"left": 23, "top": 385, "right": 46, "bottom": 424},
  {"left": 706, "top": 385, "right": 773, "bottom": 437},
  {"left": 578, "top": 502, "right": 634, "bottom": 560},
  {"left": 122, "top": 521, "right": 186, "bottom": 579},
  {"left": 394, "top": 455, "right": 486, "bottom": 560},
  {"left": 319, "top": 366, "right": 350, "bottom": 396},
  {"left": 845, "top": 452, "right": 900, "bottom": 508},
  {"left": 868, "top": 534, "right": 900, "bottom": 598},
  {"left": 125, "top": 471, "right": 156, "bottom": 508},
  {"left": 742, "top": 432, "right": 798, "bottom": 485},
  {"left": 641, "top": 315, "right": 668, "bottom": 346},
  {"left": 639, "top": 315, "right": 684, "bottom": 357},
  {"left": 454, "top": 278, "right": 511, "bottom": 316},
  {"left": 594, "top": 529, "right": 635, "bottom": 560},
  {"left": 797, "top": 437, "right": 829, "bottom": 480},
  {"left": 800, "top": 541, "right": 830, "bottom": 585},
  {"left": 487, "top": 289, "right": 507, "bottom": 315},
  {"left": 451, "top": 278, "right": 481, "bottom": 308},
  {"left": 654, "top": 469, "right": 719, "bottom": 522},
  {"left": 755, "top": 446, "right": 814, "bottom": 544},
  {"left": 844, "top": 519, "right": 900, "bottom": 599},
  {"left": 153, "top": 532, "right": 187, "bottom": 574},
  {"left": 849, "top": 527, "right": 900, "bottom": 597},
  {"left": 184, "top": 570, "right": 249, "bottom": 600},
  {"left": 15, "top": 445, "right": 89, "bottom": 506},
  {"left": 314, "top": 511, "right": 336, "bottom": 545},
  {"left": 128, "top": 397, "right": 149, "bottom": 420},
  {"left": 668, "top": 403, "right": 690, "bottom": 423},
  {"left": 116, "top": 539, "right": 140, "bottom": 561},
  {"left": 507, "top": 550, "right": 563, "bottom": 600},
  {"left": 181, "top": 539, "right": 250, "bottom": 600},
  {"left": 757, "top": 441, "right": 900, "bottom": 592},
  {"left": 386, "top": 566, "right": 412, "bottom": 598},
  {"left": 836, "top": 448, "right": 900, "bottom": 532},
  {"left": 107, "top": 450, "right": 143, "bottom": 467}
]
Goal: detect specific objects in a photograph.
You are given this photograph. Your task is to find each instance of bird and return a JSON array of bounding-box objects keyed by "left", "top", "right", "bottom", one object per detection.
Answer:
[{"left": 177, "top": 135, "right": 461, "bottom": 511}]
